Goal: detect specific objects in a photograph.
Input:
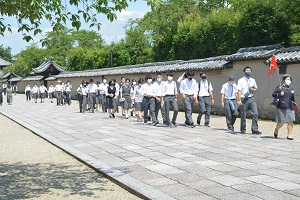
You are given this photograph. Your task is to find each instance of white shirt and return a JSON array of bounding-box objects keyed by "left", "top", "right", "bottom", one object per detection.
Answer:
[
  {"left": 77, "top": 86, "right": 89, "bottom": 95},
  {"left": 198, "top": 80, "right": 213, "bottom": 97},
  {"left": 220, "top": 82, "right": 237, "bottom": 99},
  {"left": 48, "top": 86, "right": 54, "bottom": 93},
  {"left": 39, "top": 85, "right": 47, "bottom": 93},
  {"left": 3, "top": 84, "right": 7, "bottom": 88},
  {"left": 133, "top": 86, "right": 143, "bottom": 102},
  {"left": 88, "top": 83, "right": 97, "bottom": 93},
  {"left": 236, "top": 76, "right": 257, "bottom": 98},
  {"left": 31, "top": 86, "right": 39, "bottom": 93},
  {"left": 179, "top": 78, "right": 198, "bottom": 97},
  {"left": 65, "top": 84, "right": 72, "bottom": 92},
  {"left": 55, "top": 84, "right": 64, "bottom": 92},
  {"left": 25, "top": 86, "right": 31, "bottom": 92},
  {"left": 162, "top": 81, "right": 178, "bottom": 96},
  {"left": 140, "top": 83, "right": 156, "bottom": 97},
  {"left": 99, "top": 83, "right": 108, "bottom": 94},
  {"left": 153, "top": 81, "right": 164, "bottom": 97}
]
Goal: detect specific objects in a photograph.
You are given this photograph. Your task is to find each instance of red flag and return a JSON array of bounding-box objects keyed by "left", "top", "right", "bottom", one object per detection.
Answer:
[{"left": 268, "top": 55, "right": 277, "bottom": 77}]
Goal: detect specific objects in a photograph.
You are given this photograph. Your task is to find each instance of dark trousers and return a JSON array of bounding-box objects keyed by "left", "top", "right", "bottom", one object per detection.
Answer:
[
  {"left": 197, "top": 96, "right": 211, "bottom": 126},
  {"left": 224, "top": 99, "right": 238, "bottom": 130},
  {"left": 239, "top": 97, "right": 259, "bottom": 132},
  {"left": 3, "top": 88, "right": 6, "bottom": 95},
  {"left": 66, "top": 91, "right": 72, "bottom": 105},
  {"left": 0, "top": 94, "right": 2, "bottom": 104},
  {"left": 155, "top": 97, "right": 166, "bottom": 123},
  {"left": 183, "top": 95, "right": 195, "bottom": 125},
  {"left": 26, "top": 91, "right": 31, "bottom": 101},
  {"left": 143, "top": 97, "right": 156, "bottom": 123},
  {"left": 89, "top": 93, "right": 96, "bottom": 111},
  {"left": 164, "top": 95, "right": 178, "bottom": 125}
]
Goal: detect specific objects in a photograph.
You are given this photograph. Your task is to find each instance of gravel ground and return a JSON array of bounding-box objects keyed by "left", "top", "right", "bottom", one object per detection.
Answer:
[{"left": 0, "top": 114, "right": 141, "bottom": 200}]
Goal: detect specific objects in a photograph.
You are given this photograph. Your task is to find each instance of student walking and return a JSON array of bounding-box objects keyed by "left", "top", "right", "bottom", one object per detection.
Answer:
[
  {"left": 196, "top": 72, "right": 214, "bottom": 127},
  {"left": 0, "top": 86, "right": 3, "bottom": 105},
  {"left": 106, "top": 79, "right": 118, "bottom": 118},
  {"left": 25, "top": 83, "right": 31, "bottom": 102},
  {"left": 77, "top": 80, "right": 89, "bottom": 113},
  {"left": 237, "top": 66, "right": 262, "bottom": 135},
  {"left": 39, "top": 83, "right": 47, "bottom": 103},
  {"left": 221, "top": 76, "right": 238, "bottom": 131},
  {"left": 133, "top": 78, "right": 144, "bottom": 122},
  {"left": 88, "top": 79, "right": 97, "bottom": 113},
  {"left": 31, "top": 83, "right": 39, "bottom": 103},
  {"left": 120, "top": 78, "right": 132, "bottom": 119},
  {"left": 154, "top": 73, "right": 166, "bottom": 124},
  {"left": 162, "top": 72, "right": 178, "bottom": 128},
  {"left": 48, "top": 83, "right": 54, "bottom": 103},
  {"left": 3, "top": 83, "right": 7, "bottom": 95},
  {"left": 180, "top": 70, "right": 198, "bottom": 128},
  {"left": 54, "top": 80, "right": 63, "bottom": 105},
  {"left": 65, "top": 80, "right": 72, "bottom": 105},
  {"left": 6, "top": 84, "right": 13, "bottom": 105}
]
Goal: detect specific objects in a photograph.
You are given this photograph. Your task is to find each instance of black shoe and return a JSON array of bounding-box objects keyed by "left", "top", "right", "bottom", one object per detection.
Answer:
[
  {"left": 252, "top": 131, "right": 262, "bottom": 135},
  {"left": 287, "top": 137, "right": 294, "bottom": 140},
  {"left": 274, "top": 129, "right": 278, "bottom": 139},
  {"left": 197, "top": 120, "right": 200, "bottom": 125},
  {"left": 148, "top": 116, "right": 151, "bottom": 121},
  {"left": 168, "top": 124, "right": 173, "bottom": 128},
  {"left": 205, "top": 124, "right": 210, "bottom": 127},
  {"left": 131, "top": 111, "right": 133, "bottom": 117},
  {"left": 189, "top": 124, "right": 195, "bottom": 128},
  {"left": 152, "top": 121, "right": 159, "bottom": 126},
  {"left": 172, "top": 122, "right": 177, "bottom": 127},
  {"left": 241, "top": 130, "right": 246, "bottom": 134},
  {"left": 112, "top": 113, "right": 115, "bottom": 118}
]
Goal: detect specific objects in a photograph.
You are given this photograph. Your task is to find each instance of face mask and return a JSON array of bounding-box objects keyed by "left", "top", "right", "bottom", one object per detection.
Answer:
[
  {"left": 201, "top": 76, "right": 206, "bottom": 79},
  {"left": 285, "top": 80, "right": 291, "bottom": 86},
  {"left": 188, "top": 77, "right": 192, "bottom": 80},
  {"left": 168, "top": 76, "right": 173, "bottom": 81},
  {"left": 147, "top": 79, "right": 152, "bottom": 84},
  {"left": 83, "top": 84, "right": 86, "bottom": 87},
  {"left": 103, "top": 80, "right": 107, "bottom": 84},
  {"left": 112, "top": 83, "right": 115, "bottom": 86},
  {"left": 157, "top": 78, "right": 162, "bottom": 82},
  {"left": 229, "top": 81, "right": 235, "bottom": 85},
  {"left": 133, "top": 82, "right": 136, "bottom": 85},
  {"left": 245, "top": 72, "right": 251, "bottom": 77}
]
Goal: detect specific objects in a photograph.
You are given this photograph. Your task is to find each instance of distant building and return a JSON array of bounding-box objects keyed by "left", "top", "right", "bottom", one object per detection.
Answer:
[{"left": 0, "top": 57, "right": 12, "bottom": 76}]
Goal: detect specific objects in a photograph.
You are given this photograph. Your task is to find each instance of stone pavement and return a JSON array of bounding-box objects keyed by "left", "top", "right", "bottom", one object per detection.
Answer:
[{"left": 1, "top": 95, "right": 300, "bottom": 200}]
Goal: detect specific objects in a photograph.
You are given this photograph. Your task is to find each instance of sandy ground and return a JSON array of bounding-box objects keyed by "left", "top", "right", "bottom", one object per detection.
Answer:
[{"left": 0, "top": 114, "right": 141, "bottom": 200}]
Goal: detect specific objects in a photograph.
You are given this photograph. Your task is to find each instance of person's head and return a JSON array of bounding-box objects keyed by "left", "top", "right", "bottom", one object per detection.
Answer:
[
  {"left": 183, "top": 72, "right": 188, "bottom": 79},
  {"left": 109, "top": 79, "right": 115, "bottom": 86},
  {"left": 125, "top": 78, "right": 130, "bottom": 86},
  {"left": 167, "top": 72, "right": 174, "bottom": 81},
  {"left": 83, "top": 80, "right": 87, "bottom": 86},
  {"left": 90, "top": 78, "right": 94, "bottom": 83},
  {"left": 156, "top": 73, "right": 162, "bottom": 82},
  {"left": 67, "top": 80, "right": 71, "bottom": 84},
  {"left": 58, "top": 80, "right": 62, "bottom": 85},
  {"left": 121, "top": 77, "right": 125, "bottom": 83},
  {"left": 186, "top": 70, "right": 194, "bottom": 80},
  {"left": 228, "top": 75, "right": 235, "bottom": 85},
  {"left": 199, "top": 71, "right": 207, "bottom": 80},
  {"left": 152, "top": 78, "right": 157, "bottom": 83},
  {"left": 132, "top": 79, "right": 136, "bottom": 85},
  {"left": 282, "top": 74, "right": 292, "bottom": 86},
  {"left": 50, "top": 83, "right": 53, "bottom": 86},
  {"left": 28, "top": 83, "right": 30, "bottom": 86},
  {"left": 34, "top": 83, "right": 37, "bottom": 86},
  {"left": 145, "top": 75, "right": 152, "bottom": 84},
  {"left": 102, "top": 77, "right": 107, "bottom": 84},
  {"left": 243, "top": 66, "right": 252, "bottom": 77},
  {"left": 96, "top": 81, "right": 100, "bottom": 85},
  {"left": 138, "top": 78, "right": 144, "bottom": 87},
  {"left": 112, "top": 78, "right": 116, "bottom": 83}
]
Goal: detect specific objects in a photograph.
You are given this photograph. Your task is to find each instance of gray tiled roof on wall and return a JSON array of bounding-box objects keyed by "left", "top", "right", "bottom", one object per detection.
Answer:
[
  {"left": 55, "top": 56, "right": 231, "bottom": 78},
  {"left": 22, "top": 76, "right": 43, "bottom": 81},
  {"left": 9, "top": 76, "right": 23, "bottom": 82},
  {"left": 1, "top": 70, "right": 18, "bottom": 79},
  {"left": 225, "top": 43, "right": 284, "bottom": 61},
  {"left": 31, "top": 59, "right": 65, "bottom": 74},
  {"left": 0, "top": 58, "right": 11, "bottom": 66}
]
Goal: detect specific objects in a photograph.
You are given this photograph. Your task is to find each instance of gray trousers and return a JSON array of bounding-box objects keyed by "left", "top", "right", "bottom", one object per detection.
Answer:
[
  {"left": 155, "top": 97, "right": 166, "bottom": 123},
  {"left": 143, "top": 97, "right": 156, "bottom": 123},
  {"left": 224, "top": 99, "right": 238, "bottom": 130},
  {"left": 183, "top": 95, "right": 195, "bottom": 125},
  {"left": 82, "top": 96, "right": 88, "bottom": 112},
  {"left": 164, "top": 95, "right": 178, "bottom": 125},
  {"left": 89, "top": 93, "right": 96, "bottom": 111},
  {"left": 239, "top": 97, "right": 259, "bottom": 132},
  {"left": 0, "top": 94, "right": 3, "bottom": 104},
  {"left": 56, "top": 91, "right": 62, "bottom": 105},
  {"left": 197, "top": 96, "right": 211, "bottom": 126}
]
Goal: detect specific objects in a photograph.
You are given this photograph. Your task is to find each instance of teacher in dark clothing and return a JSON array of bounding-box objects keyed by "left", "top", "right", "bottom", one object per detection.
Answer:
[{"left": 272, "top": 74, "right": 296, "bottom": 140}]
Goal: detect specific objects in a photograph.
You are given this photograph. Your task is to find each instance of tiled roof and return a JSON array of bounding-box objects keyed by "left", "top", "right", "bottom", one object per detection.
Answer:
[
  {"left": 55, "top": 57, "right": 231, "bottom": 78},
  {"left": 44, "top": 76, "right": 57, "bottom": 81},
  {"left": 0, "top": 58, "right": 11, "bottom": 66},
  {"left": 22, "top": 76, "right": 43, "bottom": 81},
  {"left": 9, "top": 76, "right": 23, "bottom": 82},
  {"left": 31, "top": 59, "right": 65, "bottom": 74},
  {"left": 226, "top": 44, "right": 284, "bottom": 61},
  {"left": 265, "top": 46, "right": 300, "bottom": 64},
  {"left": 1, "top": 70, "right": 18, "bottom": 79}
]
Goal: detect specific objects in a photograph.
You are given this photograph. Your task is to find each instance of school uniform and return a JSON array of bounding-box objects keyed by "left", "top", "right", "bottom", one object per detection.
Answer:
[
  {"left": 31, "top": 86, "right": 39, "bottom": 102},
  {"left": 98, "top": 83, "right": 108, "bottom": 112},
  {"left": 55, "top": 84, "right": 63, "bottom": 105},
  {"left": 237, "top": 76, "right": 259, "bottom": 133},
  {"left": 141, "top": 83, "right": 157, "bottom": 124},
  {"left": 162, "top": 80, "right": 178, "bottom": 127},
  {"left": 39, "top": 85, "right": 47, "bottom": 101},
  {"left": 3, "top": 84, "right": 7, "bottom": 95},
  {"left": 179, "top": 78, "right": 198, "bottom": 126},
  {"left": 154, "top": 81, "right": 166, "bottom": 124},
  {"left": 6, "top": 87, "right": 13, "bottom": 104},
  {"left": 48, "top": 85, "right": 54, "bottom": 101},
  {"left": 133, "top": 86, "right": 143, "bottom": 111},
  {"left": 88, "top": 83, "right": 97, "bottom": 112},
  {"left": 221, "top": 82, "right": 238, "bottom": 131},
  {"left": 65, "top": 84, "right": 72, "bottom": 105},
  {"left": 0, "top": 88, "right": 3, "bottom": 105},
  {"left": 25, "top": 85, "right": 31, "bottom": 101},
  {"left": 106, "top": 86, "right": 118, "bottom": 109},
  {"left": 77, "top": 85, "right": 88, "bottom": 113},
  {"left": 120, "top": 84, "right": 132, "bottom": 109},
  {"left": 197, "top": 80, "right": 213, "bottom": 126}
]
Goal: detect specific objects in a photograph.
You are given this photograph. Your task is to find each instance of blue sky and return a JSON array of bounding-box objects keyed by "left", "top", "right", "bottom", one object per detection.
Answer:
[{"left": 0, "top": 1, "right": 151, "bottom": 56}]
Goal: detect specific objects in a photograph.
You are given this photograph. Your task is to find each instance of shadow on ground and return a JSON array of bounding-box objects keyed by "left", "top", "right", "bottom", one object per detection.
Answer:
[{"left": 0, "top": 162, "right": 111, "bottom": 199}]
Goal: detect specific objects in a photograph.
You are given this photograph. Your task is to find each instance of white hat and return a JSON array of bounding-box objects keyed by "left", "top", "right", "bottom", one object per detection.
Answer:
[{"left": 57, "top": 80, "right": 62, "bottom": 83}]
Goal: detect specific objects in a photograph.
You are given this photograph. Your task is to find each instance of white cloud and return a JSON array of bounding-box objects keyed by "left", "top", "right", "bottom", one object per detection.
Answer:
[{"left": 116, "top": 10, "right": 146, "bottom": 22}]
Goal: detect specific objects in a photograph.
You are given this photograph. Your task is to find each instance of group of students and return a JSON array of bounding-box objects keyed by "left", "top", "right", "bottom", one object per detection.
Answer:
[
  {"left": 74, "top": 67, "right": 265, "bottom": 132},
  {"left": 0, "top": 83, "right": 15, "bottom": 105},
  {"left": 24, "top": 80, "right": 72, "bottom": 105}
]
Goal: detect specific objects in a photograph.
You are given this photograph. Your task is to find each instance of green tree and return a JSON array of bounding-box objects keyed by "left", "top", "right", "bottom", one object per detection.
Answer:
[
  {"left": 72, "top": 30, "right": 105, "bottom": 48},
  {"left": 0, "top": 44, "right": 13, "bottom": 62}
]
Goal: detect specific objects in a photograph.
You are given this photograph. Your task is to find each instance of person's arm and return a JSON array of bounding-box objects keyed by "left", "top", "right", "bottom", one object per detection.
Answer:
[
  {"left": 221, "top": 93, "right": 225, "bottom": 108},
  {"left": 210, "top": 90, "right": 214, "bottom": 105}
]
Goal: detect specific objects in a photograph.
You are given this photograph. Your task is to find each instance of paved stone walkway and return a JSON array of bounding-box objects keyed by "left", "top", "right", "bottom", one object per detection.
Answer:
[{"left": 1, "top": 95, "right": 300, "bottom": 200}]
